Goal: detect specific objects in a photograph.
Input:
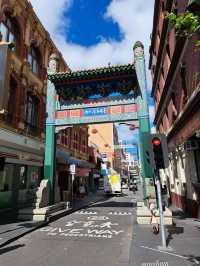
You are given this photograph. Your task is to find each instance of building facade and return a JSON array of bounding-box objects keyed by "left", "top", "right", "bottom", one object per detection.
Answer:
[
  {"left": 0, "top": 0, "right": 90, "bottom": 211},
  {"left": 149, "top": 0, "right": 200, "bottom": 217},
  {"left": 89, "top": 123, "right": 122, "bottom": 174},
  {"left": 56, "top": 125, "right": 93, "bottom": 200}
]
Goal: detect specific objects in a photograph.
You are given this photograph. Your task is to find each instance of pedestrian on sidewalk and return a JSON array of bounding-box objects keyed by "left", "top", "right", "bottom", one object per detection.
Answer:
[
  {"left": 79, "top": 183, "right": 86, "bottom": 198},
  {"left": 146, "top": 195, "right": 159, "bottom": 234}
]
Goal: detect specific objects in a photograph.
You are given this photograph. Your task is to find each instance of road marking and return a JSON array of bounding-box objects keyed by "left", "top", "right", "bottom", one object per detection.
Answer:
[
  {"left": 140, "top": 245, "right": 188, "bottom": 260},
  {"left": 76, "top": 211, "right": 97, "bottom": 215},
  {"left": 108, "top": 211, "right": 132, "bottom": 216}
]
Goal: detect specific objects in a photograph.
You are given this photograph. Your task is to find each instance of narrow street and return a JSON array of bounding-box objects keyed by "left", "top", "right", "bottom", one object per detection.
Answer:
[{"left": 0, "top": 191, "right": 136, "bottom": 266}]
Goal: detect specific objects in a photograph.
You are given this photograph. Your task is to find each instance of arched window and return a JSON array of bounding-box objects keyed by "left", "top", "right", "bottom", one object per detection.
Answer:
[
  {"left": 0, "top": 17, "right": 15, "bottom": 42},
  {"left": 0, "top": 17, "right": 20, "bottom": 52},
  {"left": 28, "top": 46, "right": 40, "bottom": 75},
  {"left": 25, "top": 93, "right": 39, "bottom": 134}
]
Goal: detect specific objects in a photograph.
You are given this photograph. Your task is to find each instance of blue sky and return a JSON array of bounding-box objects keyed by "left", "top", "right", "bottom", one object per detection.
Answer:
[
  {"left": 30, "top": 0, "right": 155, "bottom": 154},
  {"left": 65, "top": 0, "right": 123, "bottom": 46}
]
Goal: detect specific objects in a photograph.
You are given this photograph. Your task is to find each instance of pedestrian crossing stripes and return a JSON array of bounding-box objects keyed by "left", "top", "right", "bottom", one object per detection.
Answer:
[
  {"left": 76, "top": 211, "right": 97, "bottom": 215},
  {"left": 75, "top": 210, "right": 133, "bottom": 216},
  {"left": 108, "top": 211, "right": 132, "bottom": 216}
]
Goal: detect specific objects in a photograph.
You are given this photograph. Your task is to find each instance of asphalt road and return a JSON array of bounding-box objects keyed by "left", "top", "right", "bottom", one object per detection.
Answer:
[{"left": 0, "top": 190, "right": 135, "bottom": 266}]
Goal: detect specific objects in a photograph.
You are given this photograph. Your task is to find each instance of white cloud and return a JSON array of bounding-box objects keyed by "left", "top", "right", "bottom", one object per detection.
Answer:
[
  {"left": 28, "top": 0, "right": 72, "bottom": 36},
  {"left": 29, "top": 1, "right": 154, "bottom": 84},
  {"left": 29, "top": 0, "right": 155, "bottom": 142}
]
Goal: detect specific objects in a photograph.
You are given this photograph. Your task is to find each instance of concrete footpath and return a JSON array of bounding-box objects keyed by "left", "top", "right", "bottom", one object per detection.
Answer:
[
  {"left": 0, "top": 190, "right": 106, "bottom": 248},
  {"left": 129, "top": 190, "right": 200, "bottom": 266}
]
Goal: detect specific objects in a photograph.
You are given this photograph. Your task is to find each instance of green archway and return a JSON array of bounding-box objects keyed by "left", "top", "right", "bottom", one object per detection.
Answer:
[{"left": 45, "top": 41, "right": 153, "bottom": 204}]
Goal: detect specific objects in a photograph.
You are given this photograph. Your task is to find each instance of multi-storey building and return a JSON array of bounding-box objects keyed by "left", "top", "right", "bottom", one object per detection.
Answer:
[
  {"left": 149, "top": 0, "right": 200, "bottom": 217},
  {"left": 56, "top": 125, "right": 93, "bottom": 199},
  {"left": 0, "top": 0, "right": 90, "bottom": 212},
  {"left": 89, "top": 123, "right": 122, "bottom": 174}
]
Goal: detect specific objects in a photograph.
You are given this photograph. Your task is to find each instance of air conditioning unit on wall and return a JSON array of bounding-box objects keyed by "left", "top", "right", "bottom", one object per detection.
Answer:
[{"left": 184, "top": 140, "right": 199, "bottom": 151}]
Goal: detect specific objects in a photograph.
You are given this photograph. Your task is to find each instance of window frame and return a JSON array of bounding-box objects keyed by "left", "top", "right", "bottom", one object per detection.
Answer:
[
  {"left": 0, "top": 17, "right": 15, "bottom": 43},
  {"left": 7, "top": 78, "right": 16, "bottom": 122},
  {"left": 28, "top": 46, "right": 40, "bottom": 75},
  {"left": 25, "top": 93, "right": 39, "bottom": 133}
]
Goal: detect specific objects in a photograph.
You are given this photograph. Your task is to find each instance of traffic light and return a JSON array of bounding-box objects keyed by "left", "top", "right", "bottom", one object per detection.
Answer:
[
  {"left": 0, "top": 157, "right": 5, "bottom": 171},
  {"left": 151, "top": 134, "right": 169, "bottom": 170}
]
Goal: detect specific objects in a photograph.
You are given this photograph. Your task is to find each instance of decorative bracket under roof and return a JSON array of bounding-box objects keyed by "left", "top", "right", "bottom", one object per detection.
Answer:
[{"left": 48, "top": 63, "right": 138, "bottom": 101}]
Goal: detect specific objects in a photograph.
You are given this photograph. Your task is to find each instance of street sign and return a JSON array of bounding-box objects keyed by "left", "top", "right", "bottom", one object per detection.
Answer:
[{"left": 70, "top": 164, "right": 76, "bottom": 174}]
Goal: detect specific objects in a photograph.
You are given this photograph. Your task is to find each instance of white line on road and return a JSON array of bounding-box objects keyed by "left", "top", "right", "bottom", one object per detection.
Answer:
[
  {"left": 140, "top": 245, "right": 188, "bottom": 260},
  {"left": 140, "top": 246, "right": 200, "bottom": 264}
]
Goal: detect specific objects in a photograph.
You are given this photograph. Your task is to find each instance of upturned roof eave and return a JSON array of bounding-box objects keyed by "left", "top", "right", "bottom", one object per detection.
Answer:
[{"left": 48, "top": 63, "right": 135, "bottom": 83}]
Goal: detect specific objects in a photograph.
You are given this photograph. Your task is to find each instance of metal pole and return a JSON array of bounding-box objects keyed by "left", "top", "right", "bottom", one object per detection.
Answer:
[
  {"left": 155, "top": 172, "right": 167, "bottom": 248},
  {"left": 71, "top": 173, "right": 74, "bottom": 208}
]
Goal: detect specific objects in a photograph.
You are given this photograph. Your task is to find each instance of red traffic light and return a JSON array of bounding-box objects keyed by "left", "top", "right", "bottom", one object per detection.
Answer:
[{"left": 152, "top": 137, "right": 161, "bottom": 146}]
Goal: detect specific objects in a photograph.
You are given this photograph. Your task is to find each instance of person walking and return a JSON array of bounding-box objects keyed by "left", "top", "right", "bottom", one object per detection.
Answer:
[{"left": 146, "top": 195, "right": 159, "bottom": 234}]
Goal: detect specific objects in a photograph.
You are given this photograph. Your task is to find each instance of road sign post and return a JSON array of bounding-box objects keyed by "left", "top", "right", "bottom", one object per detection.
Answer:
[
  {"left": 155, "top": 170, "right": 167, "bottom": 249},
  {"left": 70, "top": 164, "right": 76, "bottom": 208},
  {"left": 150, "top": 134, "right": 169, "bottom": 249}
]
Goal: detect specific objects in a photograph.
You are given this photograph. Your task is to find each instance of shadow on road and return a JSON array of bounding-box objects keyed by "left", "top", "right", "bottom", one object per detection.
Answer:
[
  {"left": 0, "top": 244, "right": 25, "bottom": 255},
  {"left": 90, "top": 201, "right": 136, "bottom": 208},
  {"left": 166, "top": 225, "right": 184, "bottom": 246},
  {"left": 182, "top": 255, "right": 200, "bottom": 266}
]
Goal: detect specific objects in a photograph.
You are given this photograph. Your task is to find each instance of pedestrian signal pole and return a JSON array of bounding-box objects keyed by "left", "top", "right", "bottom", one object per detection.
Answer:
[{"left": 151, "top": 134, "right": 169, "bottom": 249}]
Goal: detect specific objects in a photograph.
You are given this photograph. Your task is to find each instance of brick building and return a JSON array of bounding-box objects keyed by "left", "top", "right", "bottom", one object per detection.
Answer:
[
  {"left": 149, "top": 0, "right": 200, "bottom": 217},
  {"left": 0, "top": 0, "right": 91, "bottom": 212}
]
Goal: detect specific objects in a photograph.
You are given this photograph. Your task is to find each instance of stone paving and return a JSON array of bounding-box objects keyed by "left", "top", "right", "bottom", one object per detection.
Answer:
[{"left": 129, "top": 188, "right": 200, "bottom": 266}]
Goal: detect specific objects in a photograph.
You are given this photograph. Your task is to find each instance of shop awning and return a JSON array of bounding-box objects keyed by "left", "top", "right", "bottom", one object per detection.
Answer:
[{"left": 56, "top": 148, "right": 95, "bottom": 169}]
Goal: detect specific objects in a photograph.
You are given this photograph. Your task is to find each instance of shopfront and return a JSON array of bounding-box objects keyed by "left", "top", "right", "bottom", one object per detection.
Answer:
[
  {"left": 0, "top": 158, "right": 42, "bottom": 210},
  {"left": 56, "top": 148, "right": 95, "bottom": 200},
  {"left": 0, "top": 128, "right": 44, "bottom": 212}
]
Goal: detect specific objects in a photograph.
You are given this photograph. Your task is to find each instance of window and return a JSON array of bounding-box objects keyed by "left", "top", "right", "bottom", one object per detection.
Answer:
[
  {"left": 25, "top": 93, "right": 39, "bottom": 134},
  {"left": 82, "top": 137, "right": 87, "bottom": 153},
  {"left": 19, "top": 166, "right": 27, "bottom": 190},
  {"left": 194, "top": 149, "right": 200, "bottom": 183},
  {"left": 6, "top": 78, "right": 16, "bottom": 123},
  {"left": 0, "top": 17, "right": 15, "bottom": 43},
  {"left": 0, "top": 163, "right": 14, "bottom": 192},
  {"left": 27, "top": 166, "right": 40, "bottom": 189},
  {"left": 28, "top": 46, "right": 40, "bottom": 75},
  {"left": 73, "top": 132, "right": 78, "bottom": 150},
  {"left": 64, "top": 129, "right": 69, "bottom": 146},
  {"left": 180, "top": 64, "right": 188, "bottom": 103},
  {"left": 0, "top": 17, "right": 20, "bottom": 53},
  {"left": 171, "top": 92, "right": 177, "bottom": 123}
]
